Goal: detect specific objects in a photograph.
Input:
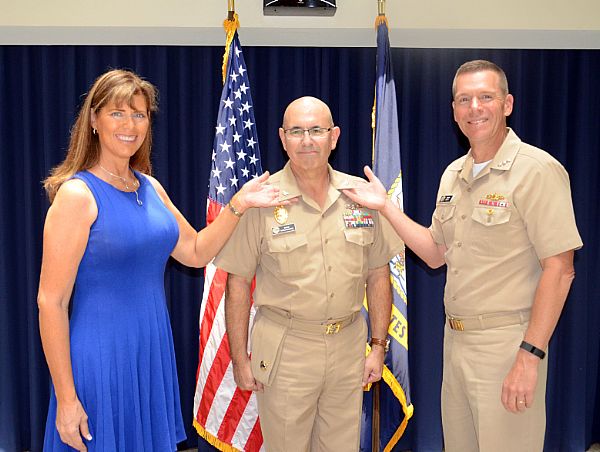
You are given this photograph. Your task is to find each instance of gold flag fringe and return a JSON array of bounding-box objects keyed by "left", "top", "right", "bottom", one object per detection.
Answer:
[
  {"left": 375, "top": 15, "right": 388, "bottom": 28},
  {"left": 193, "top": 418, "right": 242, "bottom": 452},
  {"left": 222, "top": 13, "right": 240, "bottom": 83}
]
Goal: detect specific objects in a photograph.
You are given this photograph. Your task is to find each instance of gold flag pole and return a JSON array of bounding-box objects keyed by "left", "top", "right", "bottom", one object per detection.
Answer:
[{"left": 228, "top": 0, "right": 235, "bottom": 21}]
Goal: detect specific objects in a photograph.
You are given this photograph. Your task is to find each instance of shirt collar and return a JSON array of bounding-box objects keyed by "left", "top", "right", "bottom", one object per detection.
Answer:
[
  {"left": 449, "top": 128, "right": 521, "bottom": 181},
  {"left": 277, "top": 162, "right": 362, "bottom": 204}
]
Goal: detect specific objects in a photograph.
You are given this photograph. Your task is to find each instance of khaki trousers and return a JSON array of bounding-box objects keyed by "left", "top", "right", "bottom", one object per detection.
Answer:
[
  {"left": 256, "top": 314, "right": 367, "bottom": 452},
  {"left": 442, "top": 322, "right": 548, "bottom": 452}
]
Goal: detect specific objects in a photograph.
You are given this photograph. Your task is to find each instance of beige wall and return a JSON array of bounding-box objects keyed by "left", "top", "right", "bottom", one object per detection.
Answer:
[{"left": 1, "top": 0, "right": 599, "bottom": 47}]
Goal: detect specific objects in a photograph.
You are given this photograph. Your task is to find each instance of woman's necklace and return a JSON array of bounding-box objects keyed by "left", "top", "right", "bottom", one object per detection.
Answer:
[{"left": 98, "top": 164, "right": 143, "bottom": 206}]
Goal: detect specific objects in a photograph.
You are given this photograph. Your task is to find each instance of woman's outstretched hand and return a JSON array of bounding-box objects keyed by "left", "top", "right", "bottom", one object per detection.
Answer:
[{"left": 235, "top": 172, "right": 294, "bottom": 212}]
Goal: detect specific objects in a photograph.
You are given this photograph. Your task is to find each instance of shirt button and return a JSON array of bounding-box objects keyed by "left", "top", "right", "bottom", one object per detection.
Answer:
[
  {"left": 453, "top": 269, "right": 459, "bottom": 275},
  {"left": 329, "top": 293, "right": 335, "bottom": 298},
  {"left": 328, "top": 266, "right": 332, "bottom": 271},
  {"left": 325, "top": 239, "right": 329, "bottom": 244},
  {"left": 461, "top": 214, "right": 467, "bottom": 220},
  {"left": 467, "top": 187, "right": 472, "bottom": 192},
  {"left": 451, "top": 296, "right": 457, "bottom": 301},
  {"left": 456, "top": 241, "right": 462, "bottom": 247}
]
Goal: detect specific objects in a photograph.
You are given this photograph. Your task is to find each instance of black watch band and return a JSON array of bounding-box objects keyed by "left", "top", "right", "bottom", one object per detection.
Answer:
[{"left": 520, "top": 341, "right": 546, "bottom": 360}]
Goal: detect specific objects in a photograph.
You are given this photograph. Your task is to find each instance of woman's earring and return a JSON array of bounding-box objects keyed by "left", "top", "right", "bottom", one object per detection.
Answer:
[{"left": 93, "top": 128, "right": 97, "bottom": 135}]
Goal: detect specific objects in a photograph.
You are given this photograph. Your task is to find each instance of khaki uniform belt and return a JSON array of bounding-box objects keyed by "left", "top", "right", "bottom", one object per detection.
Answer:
[
  {"left": 260, "top": 307, "right": 359, "bottom": 335},
  {"left": 447, "top": 310, "right": 530, "bottom": 331}
]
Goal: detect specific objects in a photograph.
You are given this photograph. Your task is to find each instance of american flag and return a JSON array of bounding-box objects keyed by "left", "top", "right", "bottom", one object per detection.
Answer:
[{"left": 193, "top": 29, "right": 264, "bottom": 452}]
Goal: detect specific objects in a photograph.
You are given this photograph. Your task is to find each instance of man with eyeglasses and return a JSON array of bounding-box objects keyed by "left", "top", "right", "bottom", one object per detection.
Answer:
[
  {"left": 344, "top": 60, "right": 582, "bottom": 451},
  {"left": 215, "top": 96, "right": 400, "bottom": 450}
]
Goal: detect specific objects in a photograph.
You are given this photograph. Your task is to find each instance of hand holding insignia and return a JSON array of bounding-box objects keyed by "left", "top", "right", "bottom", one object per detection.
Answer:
[{"left": 342, "top": 165, "right": 387, "bottom": 211}]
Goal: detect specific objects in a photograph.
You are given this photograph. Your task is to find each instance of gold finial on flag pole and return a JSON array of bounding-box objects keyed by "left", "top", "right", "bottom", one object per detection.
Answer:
[{"left": 375, "top": 0, "right": 388, "bottom": 27}]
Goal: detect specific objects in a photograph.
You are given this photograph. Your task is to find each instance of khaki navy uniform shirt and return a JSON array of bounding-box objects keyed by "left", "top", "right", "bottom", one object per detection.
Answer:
[
  {"left": 215, "top": 162, "right": 401, "bottom": 321},
  {"left": 430, "top": 128, "right": 582, "bottom": 317}
]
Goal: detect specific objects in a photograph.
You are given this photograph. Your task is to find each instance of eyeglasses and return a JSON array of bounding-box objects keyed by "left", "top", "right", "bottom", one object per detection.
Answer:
[
  {"left": 283, "top": 127, "right": 332, "bottom": 138},
  {"left": 107, "top": 111, "right": 148, "bottom": 123},
  {"left": 454, "top": 93, "right": 504, "bottom": 107}
]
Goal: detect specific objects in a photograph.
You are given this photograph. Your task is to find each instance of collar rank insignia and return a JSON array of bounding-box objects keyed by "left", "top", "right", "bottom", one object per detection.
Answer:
[{"left": 343, "top": 203, "right": 374, "bottom": 228}]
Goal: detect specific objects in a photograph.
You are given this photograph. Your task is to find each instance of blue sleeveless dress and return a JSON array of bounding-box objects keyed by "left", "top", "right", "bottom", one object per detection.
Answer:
[{"left": 43, "top": 171, "right": 186, "bottom": 451}]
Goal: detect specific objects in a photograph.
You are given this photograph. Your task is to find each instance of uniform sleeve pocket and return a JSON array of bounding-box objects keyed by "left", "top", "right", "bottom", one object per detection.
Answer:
[
  {"left": 250, "top": 316, "right": 287, "bottom": 386},
  {"left": 471, "top": 207, "right": 511, "bottom": 226}
]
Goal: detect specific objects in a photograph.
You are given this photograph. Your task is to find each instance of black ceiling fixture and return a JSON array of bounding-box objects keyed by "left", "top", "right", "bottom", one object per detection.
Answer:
[{"left": 263, "top": 0, "right": 337, "bottom": 16}]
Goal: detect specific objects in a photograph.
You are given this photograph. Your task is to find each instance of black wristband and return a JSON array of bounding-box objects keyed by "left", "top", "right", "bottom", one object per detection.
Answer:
[{"left": 520, "top": 341, "right": 546, "bottom": 360}]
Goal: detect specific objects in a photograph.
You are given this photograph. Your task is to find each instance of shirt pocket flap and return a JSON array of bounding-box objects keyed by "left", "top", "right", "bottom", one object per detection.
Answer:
[
  {"left": 267, "top": 233, "right": 308, "bottom": 253},
  {"left": 343, "top": 228, "right": 375, "bottom": 246},
  {"left": 471, "top": 207, "right": 511, "bottom": 226},
  {"left": 251, "top": 317, "right": 287, "bottom": 386},
  {"left": 433, "top": 204, "right": 456, "bottom": 223}
]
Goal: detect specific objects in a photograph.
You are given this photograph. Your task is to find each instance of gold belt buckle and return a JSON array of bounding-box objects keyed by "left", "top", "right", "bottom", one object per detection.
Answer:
[
  {"left": 448, "top": 317, "right": 464, "bottom": 331},
  {"left": 325, "top": 322, "right": 341, "bottom": 334}
]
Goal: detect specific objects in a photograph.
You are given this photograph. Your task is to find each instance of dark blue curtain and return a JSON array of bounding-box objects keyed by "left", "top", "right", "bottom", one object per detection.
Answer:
[{"left": 0, "top": 46, "right": 598, "bottom": 452}]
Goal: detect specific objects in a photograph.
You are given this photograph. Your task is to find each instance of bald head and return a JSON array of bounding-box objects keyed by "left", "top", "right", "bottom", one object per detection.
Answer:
[{"left": 282, "top": 96, "right": 334, "bottom": 129}]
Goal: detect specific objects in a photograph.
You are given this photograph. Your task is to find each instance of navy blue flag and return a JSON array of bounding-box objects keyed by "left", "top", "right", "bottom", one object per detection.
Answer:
[{"left": 360, "top": 18, "right": 414, "bottom": 452}]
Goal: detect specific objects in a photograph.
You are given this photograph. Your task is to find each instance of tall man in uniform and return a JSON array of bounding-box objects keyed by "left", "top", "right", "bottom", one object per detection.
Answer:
[
  {"left": 215, "top": 96, "right": 399, "bottom": 451},
  {"left": 344, "top": 60, "right": 583, "bottom": 451}
]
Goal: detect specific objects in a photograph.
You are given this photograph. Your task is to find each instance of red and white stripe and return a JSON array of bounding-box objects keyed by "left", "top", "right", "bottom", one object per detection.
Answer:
[{"left": 193, "top": 200, "right": 264, "bottom": 452}]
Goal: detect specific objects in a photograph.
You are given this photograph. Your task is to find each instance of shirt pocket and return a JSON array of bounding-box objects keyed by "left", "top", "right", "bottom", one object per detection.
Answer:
[
  {"left": 266, "top": 233, "right": 309, "bottom": 277},
  {"left": 433, "top": 204, "right": 456, "bottom": 223},
  {"left": 433, "top": 204, "right": 457, "bottom": 244},
  {"left": 471, "top": 206, "right": 511, "bottom": 226},
  {"left": 470, "top": 207, "right": 513, "bottom": 256},
  {"left": 343, "top": 228, "right": 375, "bottom": 275}
]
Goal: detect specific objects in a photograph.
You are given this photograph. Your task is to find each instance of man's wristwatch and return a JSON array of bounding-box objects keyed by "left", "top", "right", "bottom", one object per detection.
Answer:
[
  {"left": 370, "top": 337, "right": 390, "bottom": 353},
  {"left": 519, "top": 340, "right": 546, "bottom": 359}
]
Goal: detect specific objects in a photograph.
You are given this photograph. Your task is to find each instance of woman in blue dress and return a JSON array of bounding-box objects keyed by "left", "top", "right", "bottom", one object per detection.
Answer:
[{"left": 38, "top": 69, "right": 282, "bottom": 451}]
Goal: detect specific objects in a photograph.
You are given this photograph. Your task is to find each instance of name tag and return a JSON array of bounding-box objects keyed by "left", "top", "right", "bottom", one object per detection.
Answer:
[{"left": 272, "top": 224, "right": 296, "bottom": 236}]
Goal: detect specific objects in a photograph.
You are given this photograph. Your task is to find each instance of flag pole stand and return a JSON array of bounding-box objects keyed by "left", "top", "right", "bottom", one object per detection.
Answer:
[{"left": 372, "top": 380, "right": 380, "bottom": 451}]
